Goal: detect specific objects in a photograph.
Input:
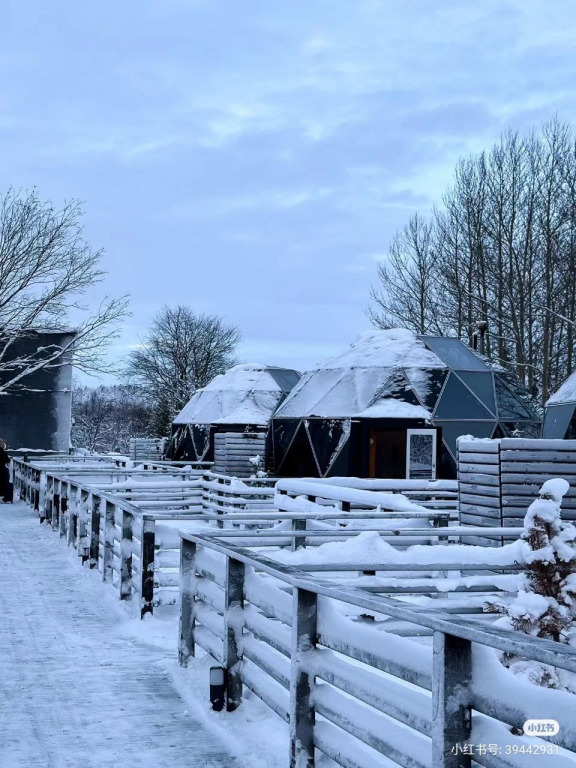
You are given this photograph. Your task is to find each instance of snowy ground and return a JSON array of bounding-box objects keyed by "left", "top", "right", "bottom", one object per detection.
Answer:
[{"left": 0, "top": 502, "right": 286, "bottom": 768}]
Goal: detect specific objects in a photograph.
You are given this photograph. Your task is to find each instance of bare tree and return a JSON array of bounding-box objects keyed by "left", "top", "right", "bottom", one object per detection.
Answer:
[
  {"left": 368, "top": 118, "right": 576, "bottom": 405},
  {"left": 72, "top": 384, "right": 153, "bottom": 453},
  {"left": 126, "top": 305, "right": 241, "bottom": 433},
  {"left": 0, "top": 188, "right": 128, "bottom": 393}
]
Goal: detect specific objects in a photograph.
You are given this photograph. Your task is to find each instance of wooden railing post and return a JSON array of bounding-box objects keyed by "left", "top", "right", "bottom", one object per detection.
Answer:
[
  {"left": 33, "top": 470, "right": 40, "bottom": 512},
  {"left": 290, "top": 587, "right": 318, "bottom": 768},
  {"left": 89, "top": 495, "right": 100, "bottom": 568},
  {"left": 179, "top": 538, "right": 197, "bottom": 665},
  {"left": 432, "top": 631, "right": 472, "bottom": 768},
  {"left": 59, "top": 482, "right": 69, "bottom": 538},
  {"left": 102, "top": 500, "right": 115, "bottom": 582},
  {"left": 140, "top": 516, "right": 155, "bottom": 617},
  {"left": 80, "top": 490, "right": 90, "bottom": 562},
  {"left": 52, "top": 479, "right": 61, "bottom": 531},
  {"left": 120, "top": 509, "right": 133, "bottom": 600},
  {"left": 224, "top": 557, "right": 245, "bottom": 711},
  {"left": 291, "top": 518, "right": 307, "bottom": 551}
]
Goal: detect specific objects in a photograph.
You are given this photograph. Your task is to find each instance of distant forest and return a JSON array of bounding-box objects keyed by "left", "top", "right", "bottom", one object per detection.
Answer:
[{"left": 369, "top": 118, "right": 576, "bottom": 405}]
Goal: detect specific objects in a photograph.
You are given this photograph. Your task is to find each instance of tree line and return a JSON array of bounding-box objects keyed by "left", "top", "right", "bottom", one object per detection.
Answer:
[{"left": 369, "top": 118, "right": 576, "bottom": 404}]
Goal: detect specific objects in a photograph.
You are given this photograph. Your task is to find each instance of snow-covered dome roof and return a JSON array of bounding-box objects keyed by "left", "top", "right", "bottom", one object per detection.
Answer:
[
  {"left": 173, "top": 364, "right": 301, "bottom": 426},
  {"left": 274, "top": 330, "right": 446, "bottom": 420},
  {"left": 547, "top": 372, "right": 576, "bottom": 406}
]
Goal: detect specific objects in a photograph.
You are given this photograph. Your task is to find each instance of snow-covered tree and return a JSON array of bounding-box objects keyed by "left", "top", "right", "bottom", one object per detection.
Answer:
[{"left": 486, "top": 478, "right": 576, "bottom": 692}]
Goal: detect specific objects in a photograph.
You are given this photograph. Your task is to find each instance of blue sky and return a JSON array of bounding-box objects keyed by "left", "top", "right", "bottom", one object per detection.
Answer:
[{"left": 2, "top": 0, "right": 576, "bottom": 379}]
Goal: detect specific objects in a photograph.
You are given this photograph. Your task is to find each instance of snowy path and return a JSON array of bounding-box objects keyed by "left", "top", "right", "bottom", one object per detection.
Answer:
[{"left": 0, "top": 503, "right": 243, "bottom": 768}]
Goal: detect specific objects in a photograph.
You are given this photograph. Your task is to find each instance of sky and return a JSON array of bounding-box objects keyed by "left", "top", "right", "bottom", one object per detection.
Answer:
[{"left": 2, "top": 0, "right": 576, "bottom": 381}]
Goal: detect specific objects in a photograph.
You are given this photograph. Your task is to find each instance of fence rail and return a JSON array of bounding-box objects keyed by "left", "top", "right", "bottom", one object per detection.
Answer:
[{"left": 180, "top": 532, "right": 576, "bottom": 768}]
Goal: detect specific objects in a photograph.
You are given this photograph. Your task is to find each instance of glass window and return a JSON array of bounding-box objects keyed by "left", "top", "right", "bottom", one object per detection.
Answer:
[
  {"left": 543, "top": 404, "right": 575, "bottom": 438},
  {"left": 494, "top": 376, "right": 537, "bottom": 419},
  {"left": 406, "top": 429, "right": 437, "bottom": 479},
  {"left": 434, "top": 374, "right": 495, "bottom": 419},
  {"left": 421, "top": 337, "right": 489, "bottom": 371},
  {"left": 455, "top": 371, "right": 497, "bottom": 416}
]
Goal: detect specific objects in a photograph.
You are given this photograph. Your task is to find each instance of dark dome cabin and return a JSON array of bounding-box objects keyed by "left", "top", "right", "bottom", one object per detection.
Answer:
[
  {"left": 543, "top": 372, "right": 576, "bottom": 438},
  {"left": 271, "top": 329, "right": 541, "bottom": 479},
  {"left": 166, "top": 363, "right": 300, "bottom": 475}
]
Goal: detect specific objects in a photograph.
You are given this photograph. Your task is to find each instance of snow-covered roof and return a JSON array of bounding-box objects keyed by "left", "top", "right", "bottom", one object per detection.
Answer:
[
  {"left": 548, "top": 371, "right": 576, "bottom": 405},
  {"left": 173, "top": 364, "right": 301, "bottom": 426},
  {"left": 274, "top": 329, "right": 447, "bottom": 420}
]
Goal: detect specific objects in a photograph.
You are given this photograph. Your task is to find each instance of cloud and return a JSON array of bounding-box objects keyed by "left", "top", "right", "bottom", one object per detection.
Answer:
[{"left": 2, "top": 0, "right": 576, "bottom": 374}]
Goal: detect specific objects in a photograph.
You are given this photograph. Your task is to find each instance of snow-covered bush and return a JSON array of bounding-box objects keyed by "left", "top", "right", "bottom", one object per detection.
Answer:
[{"left": 485, "top": 478, "right": 576, "bottom": 692}]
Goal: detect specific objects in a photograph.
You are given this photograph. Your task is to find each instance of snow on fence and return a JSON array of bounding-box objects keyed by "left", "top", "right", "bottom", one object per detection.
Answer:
[
  {"left": 179, "top": 532, "right": 576, "bottom": 768},
  {"left": 458, "top": 438, "right": 576, "bottom": 544},
  {"left": 310, "top": 476, "right": 459, "bottom": 510}
]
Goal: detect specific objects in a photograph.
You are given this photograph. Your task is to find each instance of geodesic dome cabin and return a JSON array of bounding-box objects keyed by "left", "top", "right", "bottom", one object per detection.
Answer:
[
  {"left": 543, "top": 372, "right": 576, "bottom": 438},
  {"left": 271, "top": 329, "right": 541, "bottom": 479},
  {"left": 166, "top": 364, "right": 301, "bottom": 472}
]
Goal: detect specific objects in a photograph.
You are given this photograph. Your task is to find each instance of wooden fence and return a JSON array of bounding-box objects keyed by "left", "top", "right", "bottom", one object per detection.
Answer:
[
  {"left": 212, "top": 431, "right": 267, "bottom": 476},
  {"left": 180, "top": 532, "right": 576, "bottom": 768},
  {"left": 458, "top": 438, "right": 576, "bottom": 543}
]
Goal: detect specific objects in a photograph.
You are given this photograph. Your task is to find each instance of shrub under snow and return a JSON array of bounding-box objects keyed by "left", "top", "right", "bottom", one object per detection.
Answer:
[{"left": 486, "top": 478, "right": 576, "bottom": 692}]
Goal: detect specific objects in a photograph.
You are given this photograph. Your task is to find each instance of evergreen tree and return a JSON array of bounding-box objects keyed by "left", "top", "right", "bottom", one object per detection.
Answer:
[{"left": 486, "top": 479, "right": 576, "bottom": 691}]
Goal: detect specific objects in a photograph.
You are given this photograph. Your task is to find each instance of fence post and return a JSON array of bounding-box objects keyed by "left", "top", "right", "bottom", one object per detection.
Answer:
[
  {"left": 120, "top": 509, "right": 133, "bottom": 600},
  {"left": 102, "top": 500, "right": 115, "bottom": 582},
  {"left": 41, "top": 476, "right": 51, "bottom": 524},
  {"left": 59, "top": 483, "right": 68, "bottom": 538},
  {"left": 224, "top": 557, "right": 245, "bottom": 711},
  {"left": 291, "top": 518, "right": 307, "bottom": 551},
  {"left": 79, "top": 490, "right": 90, "bottom": 563},
  {"left": 66, "top": 483, "right": 77, "bottom": 546},
  {"left": 179, "top": 538, "right": 197, "bottom": 665},
  {"left": 140, "top": 516, "right": 155, "bottom": 617},
  {"left": 52, "top": 480, "right": 61, "bottom": 531},
  {"left": 431, "top": 631, "right": 472, "bottom": 768},
  {"left": 89, "top": 495, "right": 100, "bottom": 568},
  {"left": 289, "top": 587, "right": 318, "bottom": 768},
  {"left": 33, "top": 470, "right": 40, "bottom": 512}
]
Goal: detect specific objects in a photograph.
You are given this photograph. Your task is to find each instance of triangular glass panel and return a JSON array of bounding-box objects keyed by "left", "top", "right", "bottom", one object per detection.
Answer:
[
  {"left": 494, "top": 375, "right": 539, "bottom": 420},
  {"left": 272, "top": 419, "right": 301, "bottom": 472},
  {"left": 543, "top": 403, "right": 575, "bottom": 439},
  {"left": 455, "top": 371, "right": 497, "bottom": 416},
  {"left": 566, "top": 412, "right": 576, "bottom": 439},
  {"left": 370, "top": 369, "right": 421, "bottom": 407},
  {"left": 305, "top": 418, "right": 351, "bottom": 477},
  {"left": 434, "top": 373, "right": 495, "bottom": 419},
  {"left": 191, "top": 424, "right": 212, "bottom": 461},
  {"left": 275, "top": 420, "right": 319, "bottom": 477},
  {"left": 406, "top": 368, "right": 448, "bottom": 411}
]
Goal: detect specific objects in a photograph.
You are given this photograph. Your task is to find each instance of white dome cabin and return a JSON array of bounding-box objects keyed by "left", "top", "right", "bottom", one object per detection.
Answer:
[
  {"left": 166, "top": 363, "right": 300, "bottom": 476},
  {"left": 271, "top": 329, "right": 541, "bottom": 479}
]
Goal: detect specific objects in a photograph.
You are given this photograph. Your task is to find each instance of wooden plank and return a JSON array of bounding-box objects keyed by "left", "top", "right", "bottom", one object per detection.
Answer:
[
  {"left": 500, "top": 449, "right": 576, "bottom": 462},
  {"left": 458, "top": 472, "right": 500, "bottom": 486},
  {"left": 459, "top": 493, "right": 501, "bottom": 509},
  {"left": 458, "top": 441, "right": 500, "bottom": 453},
  {"left": 500, "top": 438, "right": 576, "bottom": 450},
  {"left": 459, "top": 483, "right": 500, "bottom": 498},
  {"left": 500, "top": 462, "right": 576, "bottom": 473}
]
